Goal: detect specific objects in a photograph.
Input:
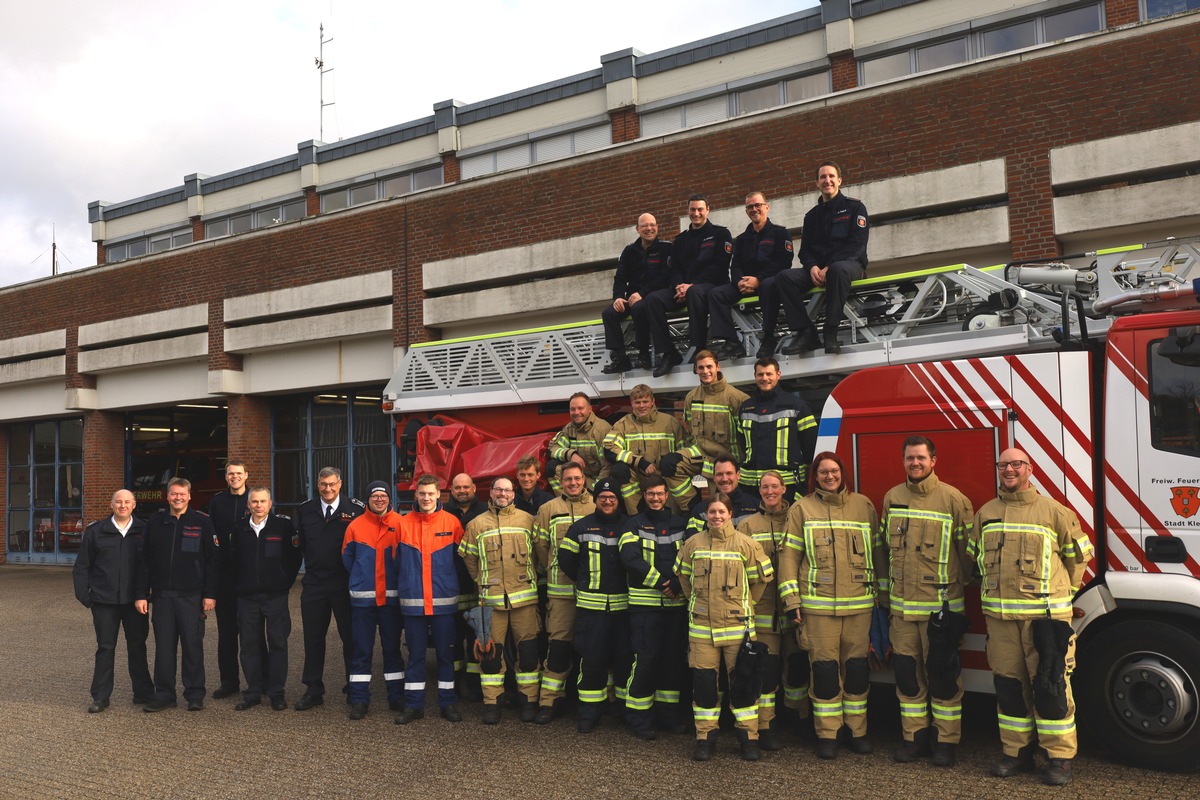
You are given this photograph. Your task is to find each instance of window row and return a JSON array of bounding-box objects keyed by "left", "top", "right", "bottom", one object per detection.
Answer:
[
  {"left": 106, "top": 227, "right": 193, "bottom": 264},
  {"left": 460, "top": 125, "right": 610, "bottom": 181},
  {"left": 321, "top": 165, "right": 443, "bottom": 213},
  {"left": 205, "top": 198, "right": 307, "bottom": 240},
  {"left": 860, "top": 3, "right": 1103, "bottom": 85},
  {"left": 1146, "top": 0, "right": 1200, "bottom": 18},
  {"left": 640, "top": 71, "right": 831, "bottom": 139}
]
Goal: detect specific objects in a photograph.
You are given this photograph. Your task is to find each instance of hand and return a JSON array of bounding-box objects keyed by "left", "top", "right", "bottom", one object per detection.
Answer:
[
  {"left": 810, "top": 266, "right": 827, "bottom": 287},
  {"left": 628, "top": 292, "right": 643, "bottom": 306},
  {"left": 569, "top": 453, "right": 587, "bottom": 468},
  {"left": 739, "top": 276, "right": 760, "bottom": 295},
  {"left": 202, "top": 597, "right": 216, "bottom": 612},
  {"left": 643, "top": 463, "right": 658, "bottom": 475},
  {"left": 674, "top": 283, "right": 691, "bottom": 303},
  {"left": 792, "top": 609, "right": 803, "bottom": 625},
  {"left": 613, "top": 298, "right": 627, "bottom": 313},
  {"left": 135, "top": 600, "right": 148, "bottom": 615}
]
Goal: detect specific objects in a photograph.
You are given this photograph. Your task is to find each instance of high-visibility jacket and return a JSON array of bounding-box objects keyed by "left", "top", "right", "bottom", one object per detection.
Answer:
[
  {"left": 549, "top": 413, "right": 612, "bottom": 480},
  {"left": 603, "top": 408, "right": 686, "bottom": 470},
  {"left": 557, "top": 509, "right": 629, "bottom": 612},
  {"left": 676, "top": 521, "right": 773, "bottom": 646},
  {"left": 342, "top": 509, "right": 402, "bottom": 607},
  {"left": 738, "top": 499, "right": 791, "bottom": 633},
  {"left": 779, "top": 487, "right": 883, "bottom": 616},
  {"left": 681, "top": 377, "right": 749, "bottom": 466},
  {"left": 737, "top": 388, "right": 818, "bottom": 488},
  {"left": 968, "top": 486, "right": 1092, "bottom": 621},
  {"left": 459, "top": 503, "right": 539, "bottom": 610},
  {"left": 396, "top": 503, "right": 464, "bottom": 616},
  {"left": 533, "top": 490, "right": 595, "bottom": 598},
  {"left": 619, "top": 506, "right": 688, "bottom": 608},
  {"left": 880, "top": 472, "right": 974, "bottom": 620}
]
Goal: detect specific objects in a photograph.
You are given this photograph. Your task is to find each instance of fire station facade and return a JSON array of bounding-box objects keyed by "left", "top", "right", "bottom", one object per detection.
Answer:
[{"left": 1, "top": 0, "right": 1197, "bottom": 562}]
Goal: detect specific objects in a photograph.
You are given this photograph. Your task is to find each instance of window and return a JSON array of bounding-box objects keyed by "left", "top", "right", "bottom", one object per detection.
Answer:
[
  {"left": 461, "top": 126, "right": 609, "bottom": 179},
  {"left": 917, "top": 38, "right": 968, "bottom": 71},
  {"left": 271, "top": 391, "right": 395, "bottom": 518},
  {"left": 106, "top": 226, "right": 193, "bottom": 263},
  {"left": 206, "top": 199, "right": 305, "bottom": 238},
  {"left": 7, "top": 419, "right": 83, "bottom": 564},
  {"left": 324, "top": 166, "right": 444, "bottom": 209},
  {"left": 737, "top": 83, "right": 783, "bottom": 115},
  {"left": 862, "top": 50, "right": 912, "bottom": 84},
  {"left": 1149, "top": 339, "right": 1200, "bottom": 458},
  {"left": 1145, "top": 0, "right": 1200, "bottom": 19},
  {"left": 383, "top": 166, "right": 443, "bottom": 197},
  {"left": 786, "top": 72, "right": 831, "bottom": 102},
  {"left": 1045, "top": 4, "right": 1104, "bottom": 40}
]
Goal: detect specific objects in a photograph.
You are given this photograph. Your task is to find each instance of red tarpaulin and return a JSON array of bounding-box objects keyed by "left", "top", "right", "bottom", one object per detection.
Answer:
[{"left": 460, "top": 432, "right": 555, "bottom": 485}]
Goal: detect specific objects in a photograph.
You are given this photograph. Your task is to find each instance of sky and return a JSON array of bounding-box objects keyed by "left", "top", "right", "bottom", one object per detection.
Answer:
[{"left": 0, "top": 0, "right": 813, "bottom": 288}]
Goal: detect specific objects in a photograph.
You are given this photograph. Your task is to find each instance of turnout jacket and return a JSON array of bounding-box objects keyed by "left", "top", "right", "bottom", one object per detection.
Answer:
[
  {"left": 669, "top": 220, "right": 734, "bottom": 286},
  {"left": 880, "top": 472, "right": 974, "bottom": 619},
  {"left": 798, "top": 192, "right": 869, "bottom": 270},
  {"left": 730, "top": 219, "right": 793, "bottom": 284},
  {"left": 549, "top": 413, "right": 612, "bottom": 481},
  {"left": 738, "top": 388, "right": 818, "bottom": 487},
  {"left": 558, "top": 508, "right": 629, "bottom": 612},
  {"left": 738, "top": 500, "right": 791, "bottom": 633},
  {"left": 73, "top": 515, "right": 146, "bottom": 607},
  {"left": 612, "top": 238, "right": 674, "bottom": 300},
  {"left": 460, "top": 503, "right": 539, "bottom": 609},
  {"left": 779, "top": 487, "right": 883, "bottom": 616},
  {"left": 293, "top": 495, "right": 363, "bottom": 587},
  {"left": 396, "top": 502, "right": 465, "bottom": 616},
  {"left": 231, "top": 513, "right": 302, "bottom": 597},
  {"left": 135, "top": 508, "right": 220, "bottom": 601},
  {"left": 681, "top": 377, "right": 750, "bottom": 465},
  {"left": 685, "top": 485, "right": 762, "bottom": 536},
  {"left": 620, "top": 506, "right": 688, "bottom": 608},
  {"left": 533, "top": 490, "right": 596, "bottom": 598},
  {"left": 341, "top": 508, "right": 401, "bottom": 607},
  {"left": 968, "top": 486, "right": 1092, "bottom": 621},
  {"left": 603, "top": 408, "right": 686, "bottom": 473},
  {"left": 675, "top": 521, "right": 773, "bottom": 645}
]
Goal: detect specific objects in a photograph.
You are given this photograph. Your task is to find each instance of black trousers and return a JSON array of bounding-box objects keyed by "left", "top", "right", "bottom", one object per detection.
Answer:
[
  {"left": 299, "top": 580, "right": 353, "bottom": 698},
  {"left": 709, "top": 276, "right": 783, "bottom": 341},
  {"left": 214, "top": 580, "right": 241, "bottom": 689},
  {"left": 777, "top": 260, "right": 865, "bottom": 340},
  {"left": 150, "top": 593, "right": 206, "bottom": 704},
  {"left": 239, "top": 592, "right": 291, "bottom": 701},
  {"left": 90, "top": 602, "right": 153, "bottom": 703}
]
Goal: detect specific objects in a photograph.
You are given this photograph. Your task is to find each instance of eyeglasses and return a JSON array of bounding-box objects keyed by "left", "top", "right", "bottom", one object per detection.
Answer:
[
  {"left": 317, "top": 481, "right": 341, "bottom": 489},
  {"left": 744, "top": 202, "right": 767, "bottom": 211},
  {"left": 817, "top": 469, "right": 841, "bottom": 477},
  {"left": 492, "top": 488, "right": 514, "bottom": 494},
  {"left": 996, "top": 460, "right": 1029, "bottom": 470}
]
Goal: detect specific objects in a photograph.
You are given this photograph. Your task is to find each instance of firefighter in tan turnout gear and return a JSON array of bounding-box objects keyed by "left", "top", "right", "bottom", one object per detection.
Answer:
[
  {"left": 968, "top": 448, "right": 1092, "bottom": 787},
  {"left": 458, "top": 477, "right": 542, "bottom": 725},
  {"left": 676, "top": 493, "right": 774, "bottom": 762},
  {"left": 603, "top": 384, "right": 695, "bottom": 514},
  {"left": 880, "top": 436, "right": 974, "bottom": 767},
  {"left": 670, "top": 350, "right": 749, "bottom": 482},
  {"left": 779, "top": 451, "right": 883, "bottom": 759},
  {"left": 545, "top": 392, "right": 611, "bottom": 492}
]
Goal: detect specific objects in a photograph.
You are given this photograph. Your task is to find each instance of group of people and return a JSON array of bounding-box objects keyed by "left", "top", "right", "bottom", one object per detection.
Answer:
[
  {"left": 73, "top": 345, "right": 1091, "bottom": 786},
  {"left": 601, "top": 161, "right": 869, "bottom": 378}
]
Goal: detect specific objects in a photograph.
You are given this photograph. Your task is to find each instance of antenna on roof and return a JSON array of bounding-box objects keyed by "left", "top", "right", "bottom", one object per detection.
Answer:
[
  {"left": 316, "top": 23, "right": 335, "bottom": 141},
  {"left": 31, "top": 224, "right": 72, "bottom": 277}
]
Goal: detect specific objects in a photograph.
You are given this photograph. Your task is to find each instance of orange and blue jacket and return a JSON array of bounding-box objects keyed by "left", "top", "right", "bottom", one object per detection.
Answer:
[
  {"left": 396, "top": 502, "right": 465, "bottom": 616},
  {"left": 342, "top": 509, "right": 402, "bottom": 607}
]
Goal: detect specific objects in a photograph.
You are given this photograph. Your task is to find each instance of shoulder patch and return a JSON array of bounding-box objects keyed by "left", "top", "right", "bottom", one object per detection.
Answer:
[
  {"left": 724, "top": 242, "right": 733, "bottom": 254},
  {"left": 785, "top": 240, "right": 793, "bottom": 252},
  {"left": 857, "top": 215, "right": 867, "bottom": 228}
]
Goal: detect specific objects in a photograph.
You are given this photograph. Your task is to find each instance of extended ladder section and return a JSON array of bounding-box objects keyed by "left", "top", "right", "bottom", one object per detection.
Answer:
[{"left": 383, "top": 240, "right": 1200, "bottom": 414}]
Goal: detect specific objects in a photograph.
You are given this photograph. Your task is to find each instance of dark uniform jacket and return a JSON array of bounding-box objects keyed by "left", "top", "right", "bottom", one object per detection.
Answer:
[
  {"left": 558, "top": 508, "right": 630, "bottom": 612},
  {"left": 670, "top": 221, "right": 733, "bottom": 286},
  {"left": 798, "top": 192, "right": 869, "bottom": 270},
  {"left": 207, "top": 489, "right": 249, "bottom": 585},
  {"left": 730, "top": 219, "right": 793, "bottom": 284},
  {"left": 514, "top": 487, "right": 554, "bottom": 516},
  {"left": 612, "top": 238, "right": 674, "bottom": 300},
  {"left": 135, "top": 508, "right": 220, "bottom": 600},
  {"left": 294, "top": 495, "right": 363, "bottom": 587},
  {"left": 73, "top": 516, "right": 146, "bottom": 606},
  {"left": 232, "top": 513, "right": 302, "bottom": 597},
  {"left": 619, "top": 506, "right": 688, "bottom": 607}
]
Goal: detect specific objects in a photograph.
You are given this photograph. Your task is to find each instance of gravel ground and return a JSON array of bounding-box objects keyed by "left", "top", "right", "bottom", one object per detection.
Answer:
[{"left": 2, "top": 564, "right": 1192, "bottom": 800}]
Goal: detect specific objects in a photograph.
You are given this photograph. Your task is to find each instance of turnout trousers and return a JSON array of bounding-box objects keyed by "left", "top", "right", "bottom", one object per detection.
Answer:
[
  {"left": 891, "top": 615, "right": 964, "bottom": 744},
  {"left": 801, "top": 612, "right": 872, "bottom": 741}
]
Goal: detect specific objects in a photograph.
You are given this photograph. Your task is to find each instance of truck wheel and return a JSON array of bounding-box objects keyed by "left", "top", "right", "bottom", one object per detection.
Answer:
[{"left": 1076, "top": 619, "right": 1200, "bottom": 772}]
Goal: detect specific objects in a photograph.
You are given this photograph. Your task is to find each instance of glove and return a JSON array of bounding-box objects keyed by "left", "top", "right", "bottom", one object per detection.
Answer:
[
  {"left": 658, "top": 452, "right": 683, "bottom": 478},
  {"left": 611, "top": 461, "right": 632, "bottom": 483}
]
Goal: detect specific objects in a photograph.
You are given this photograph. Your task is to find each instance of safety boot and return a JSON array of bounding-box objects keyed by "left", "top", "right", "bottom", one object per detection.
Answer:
[
  {"left": 894, "top": 727, "right": 932, "bottom": 762},
  {"left": 1043, "top": 758, "right": 1073, "bottom": 786},
  {"left": 602, "top": 351, "right": 632, "bottom": 375},
  {"left": 782, "top": 328, "right": 821, "bottom": 356},
  {"left": 931, "top": 742, "right": 957, "bottom": 767},
  {"left": 481, "top": 704, "right": 501, "bottom": 725},
  {"left": 755, "top": 336, "right": 777, "bottom": 359},
  {"left": 757, "top": 723, "right": 782, "bottom": 752},
  {"left": 737, "top": 730, "right": 761, "bottom": 761},
  {"left": 816, "top": 738, "right": 838, "bottom": 759},
  {"left": 692, "top": 732, "right": 718, "bottom": 762},
  {"left": 990, "top": 746, "right": 1036, "bottom": 777}
]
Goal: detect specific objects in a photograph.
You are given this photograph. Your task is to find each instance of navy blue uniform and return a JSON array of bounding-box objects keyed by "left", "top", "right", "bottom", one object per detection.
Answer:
[
  {"left": 233, "top": 513, "right": 301, "bottom": 704},
  {"left": 710, "top": 219, "right": 794, "bottom": 343},
  {"left": 603, "top": 238, "right": 674, "bottom": 357},
  {"left": 644, "top": 220, "right": 734, "bottom": 356}
]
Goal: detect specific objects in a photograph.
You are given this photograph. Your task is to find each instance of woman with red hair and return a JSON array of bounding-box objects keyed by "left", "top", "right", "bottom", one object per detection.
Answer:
[{"left": 778, "top": 451, "right": 884, "bottom": 759}]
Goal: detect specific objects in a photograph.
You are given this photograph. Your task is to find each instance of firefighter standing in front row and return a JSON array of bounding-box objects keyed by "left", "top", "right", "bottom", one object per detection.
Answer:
[
  {"left": 880, "top": 436, "right": 974, "bottom": 766},
  {"left": 968, "top": 447, "right": 1092, "bottom": 787},
  {"left": 676, "top": 493, "right": 774, "bottom": 762}
]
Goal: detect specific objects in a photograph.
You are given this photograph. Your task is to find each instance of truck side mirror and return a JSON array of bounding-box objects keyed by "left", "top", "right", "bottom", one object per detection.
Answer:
[{"left": 1158, "top": 326, "right": 1200, "bottom": 366}]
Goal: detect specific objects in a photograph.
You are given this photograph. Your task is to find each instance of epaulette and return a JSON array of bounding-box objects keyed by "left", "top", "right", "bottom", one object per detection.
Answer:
[
  {"left": 350, "top": 498, "right": 366, "bottom": 508},
  {"left": 274, "top": 513, "right": 291, "bottom": 521}
]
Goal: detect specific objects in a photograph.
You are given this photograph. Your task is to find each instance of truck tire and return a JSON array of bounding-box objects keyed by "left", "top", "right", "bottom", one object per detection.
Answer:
[{"left": 1076, "top": 619, "right": 1200, "bottom": 772}]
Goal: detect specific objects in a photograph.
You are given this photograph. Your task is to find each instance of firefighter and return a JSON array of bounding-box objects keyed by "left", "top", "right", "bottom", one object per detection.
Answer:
[
  {"left": 205, "top": 460, "right": 251, "bottom": 700},
  {"left": 619, "top": 475, "right": 689, "bottom": 739},
  {"left": 341, "top": 481, "right": 405, "bottom": 720},
  {"left": 881, "top": 435, "right": 975, "bottom": 766},
  {"left": 532, "top": 462, "right": 595, "bottom": 723},
  {"left": 394, "top": 473, "right": 467, "bottom": 724},
  {"left": 668, "top": 350, "right": 749, "bottom": 483},
  {"left": 459, "top": 476, "right": 542, "bottom": 724},
  {"left": 230, "top": 487, "right": 301, "bottom": 712},
  {"left": 737, "top": 356, "right": 818, "bottom": 499},
  {"left": 779, "top": 452, "right": 884, "bottom": 758},
  {"left": 684, "top": 455, "right": 761, "bottom": 536},
  {"left": 446, "top": 472, "right": 488, "bottom": 702},
  {"left": 600, "top": 213, "right": 674, "bottom": 374},
  {"left": 676, "top": 493, "right": 774, "bottom": 761},
  {"left": 603, "top": 384, "right": 695, "bottom": 514},
  {"left": 737, "top": 470, "right": 812, "bottom": 750},
  {"left": 545, "top": 392, "right": 612, "bottom": 492},
  {"left": 514, "top": 456, "right": 554, "bottom": 515},
  {"left": 556, "top": 478, "right": 632, "bottom": 733},
  {"left": 968, "top": 448, "right": 1092, "bottom": 787}
]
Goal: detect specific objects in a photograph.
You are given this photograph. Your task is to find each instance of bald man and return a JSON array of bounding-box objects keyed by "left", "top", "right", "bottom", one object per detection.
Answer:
[{"left": 601, "top": 213, "right": 674, "bottom": 374}]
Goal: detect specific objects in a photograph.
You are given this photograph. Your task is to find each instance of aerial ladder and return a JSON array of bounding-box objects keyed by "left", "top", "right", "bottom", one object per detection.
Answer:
[{"left": 382, "top": 238, "right": 1200, "bottom": 414}]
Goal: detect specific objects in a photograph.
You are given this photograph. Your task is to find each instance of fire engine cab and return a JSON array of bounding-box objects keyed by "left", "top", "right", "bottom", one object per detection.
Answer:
[{"left": 384, "top": 238, "right": 1200, "bottom": 771}]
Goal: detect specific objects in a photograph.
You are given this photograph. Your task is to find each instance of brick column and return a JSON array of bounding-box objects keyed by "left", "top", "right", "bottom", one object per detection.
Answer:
[
  {"left": 610, "top": 107, "right": 640, "bottom": 143},
  {"left": 192, "top": 217, "right": 205, "bottom": 242},
  {"left": 82, "top": 410, "right": 126, "bottom": 525},
  {"left": 1006, "top": 151, "right": 1060, "bottom": 260},
  {"left": 305, "top": 187, "right": 320, "bottom": 217},
  {"left": 1105, "top": 0, "right": 1139, "bottom": 27},
  {"left": 95, "top": 242, "right": 106, "bottom": 266},
  {"left": 442, "top": 152, "right": 461, "bottom": 184},
  {"left": 831, "top": 53, "right": 858, "bottom": 92},
  {"left": 226, "top": 395, "right": 272, "bottom": 488}
]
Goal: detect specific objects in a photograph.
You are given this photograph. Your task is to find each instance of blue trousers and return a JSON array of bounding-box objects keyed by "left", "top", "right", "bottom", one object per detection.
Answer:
[
  {"left": 349, "top": 604, "right": 404, "bottom": 706},
  {"left": 403, "top": 613, "right": 458, "bottom": 709}
]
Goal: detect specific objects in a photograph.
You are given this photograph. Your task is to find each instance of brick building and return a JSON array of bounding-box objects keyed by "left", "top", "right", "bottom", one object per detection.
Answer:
[{"left": 2, "top": 0, "right": 1198, "bottom": 563}]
